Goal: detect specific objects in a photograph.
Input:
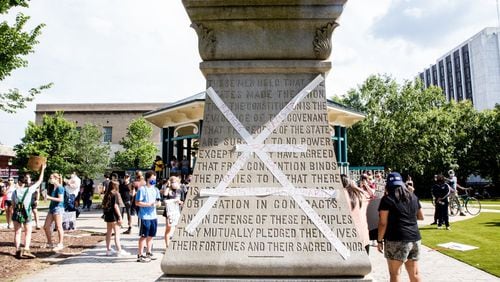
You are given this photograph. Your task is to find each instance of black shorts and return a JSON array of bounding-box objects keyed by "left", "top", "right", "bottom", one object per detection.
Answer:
[{"left": 5, "top": 200, "right": 12, "bottom": 207}]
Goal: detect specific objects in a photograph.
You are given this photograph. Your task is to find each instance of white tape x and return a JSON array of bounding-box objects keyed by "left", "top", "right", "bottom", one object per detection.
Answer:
[{"left": 185, "top": 74, "right": 350, "bottom": 259}]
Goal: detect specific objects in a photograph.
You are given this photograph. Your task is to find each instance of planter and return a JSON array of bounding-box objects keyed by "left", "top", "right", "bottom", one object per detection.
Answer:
[{"left": 27, "top": 156, "right": 47, "bottom": 172}]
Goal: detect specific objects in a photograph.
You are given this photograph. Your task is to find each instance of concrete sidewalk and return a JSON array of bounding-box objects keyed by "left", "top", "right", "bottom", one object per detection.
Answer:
[{"left": 19, "top": 203, "right": 498, "bottom": 281}]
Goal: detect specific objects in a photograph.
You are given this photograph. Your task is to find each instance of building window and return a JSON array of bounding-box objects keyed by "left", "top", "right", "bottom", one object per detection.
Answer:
[
  {"left": 431, "top": 64, "right": 438, "bottom": 86},
  {"left": 446, "top": 55, "right": 454, "bottom": 101},
  {"left": 462, "top": 44, "right": 473, "bottom": 103},
  {"left": 103, "top": 127, "right": 112, "bottom": 143},
  {"left": 453, "top": 50, "right": 463, "bottom": 101},
  {"left": 418, "top": 72, "right": 425, "bottom": 88},
  {"left": 438, "top": 60, "right": 446, "bottom": 93},
  {"left": 425, "top": 69, "right": 431, "bottom": 88}
]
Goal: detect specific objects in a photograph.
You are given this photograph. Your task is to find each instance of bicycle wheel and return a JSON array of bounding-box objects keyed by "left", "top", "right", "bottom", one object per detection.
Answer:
[
  {"left": 449, "top": 198, "right": 460, "bottom": 216},
  {"left": 466, "top": 197, "right": 481, "bottom": 216}
]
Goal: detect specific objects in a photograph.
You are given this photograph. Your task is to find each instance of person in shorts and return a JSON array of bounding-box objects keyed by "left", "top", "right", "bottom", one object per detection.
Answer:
[
  {"left": 43, "top": 173, "right": 66, "bottom": 252},
  {"left": 135, "top": 170, "right": 160, "bottom": 262},
  {"left": 377, "top": 172, "right": 424, "bottom": 282},
  {"left": 11, "top": 165, "right": 46, "bottom": 259}
]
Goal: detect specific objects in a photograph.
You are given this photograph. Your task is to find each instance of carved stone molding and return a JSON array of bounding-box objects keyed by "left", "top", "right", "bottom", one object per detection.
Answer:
[
  {"left": 313, "top": 21, "right": 339, "bottom": 59},
  {"left": 191, "top": 23, "right": 216, "bottom": 60}
]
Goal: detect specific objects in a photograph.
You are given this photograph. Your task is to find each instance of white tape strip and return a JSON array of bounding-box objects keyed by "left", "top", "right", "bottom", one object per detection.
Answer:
[
  {"left": 199, "top": 187, "right": 337, "bottom": 198},
  {"left": 235, "top": 144, "right": 307, "bottom": 152},
  {"left": 186, "top": 75, "right": 351, "bottom": 259}
]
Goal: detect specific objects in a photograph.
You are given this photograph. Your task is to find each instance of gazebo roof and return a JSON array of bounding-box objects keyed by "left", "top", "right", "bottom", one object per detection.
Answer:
[{"left": 144, "top": 91, "right": 365, "bottom": 128}]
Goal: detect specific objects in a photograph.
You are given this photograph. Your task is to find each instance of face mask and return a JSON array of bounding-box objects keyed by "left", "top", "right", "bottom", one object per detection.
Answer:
[{"left": 149, "top": 179, "right": 156, "bottom": 186}]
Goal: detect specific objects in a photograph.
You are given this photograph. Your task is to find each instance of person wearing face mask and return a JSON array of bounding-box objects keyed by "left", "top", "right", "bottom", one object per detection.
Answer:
[
  {"left": 161, "top": 176, "right": 184, "bottom": 249},
  {"left": 135, "top": 170, "right": 161, "bottom": 263}
]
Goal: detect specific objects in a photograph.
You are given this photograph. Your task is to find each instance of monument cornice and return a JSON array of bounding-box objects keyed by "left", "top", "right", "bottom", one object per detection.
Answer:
[{"left": 183, "top": 0, "right": 346, "bottom": 60}]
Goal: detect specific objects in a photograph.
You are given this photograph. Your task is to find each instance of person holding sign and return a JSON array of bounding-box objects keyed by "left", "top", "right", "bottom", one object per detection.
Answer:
[{"left": 161, "top": 176, "right": 184, "bottom": 249}]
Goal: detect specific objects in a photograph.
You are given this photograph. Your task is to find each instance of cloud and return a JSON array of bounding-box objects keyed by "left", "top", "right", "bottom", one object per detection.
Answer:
[{"left": 371, "top": 0, "right": 498, "bottom": 47}]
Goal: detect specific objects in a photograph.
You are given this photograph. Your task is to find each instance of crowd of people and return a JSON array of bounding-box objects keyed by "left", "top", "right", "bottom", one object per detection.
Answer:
[{"left": 0, "top": 160, "right": 471, "bottom": 280}]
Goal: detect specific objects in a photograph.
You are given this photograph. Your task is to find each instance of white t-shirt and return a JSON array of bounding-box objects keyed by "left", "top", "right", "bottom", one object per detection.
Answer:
[{"left": 66, "top": 175, "right": 81, "bottom": 196}]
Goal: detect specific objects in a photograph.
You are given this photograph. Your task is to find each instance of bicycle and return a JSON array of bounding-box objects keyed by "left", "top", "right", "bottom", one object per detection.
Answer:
[{"left": 449, "top": 188, "right": 481, "bottom": 216}]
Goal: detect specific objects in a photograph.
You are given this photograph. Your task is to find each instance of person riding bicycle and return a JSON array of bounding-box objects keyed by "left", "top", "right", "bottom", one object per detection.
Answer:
[{"left": 448, "top": 170, "right": 466, "bottom": 216}]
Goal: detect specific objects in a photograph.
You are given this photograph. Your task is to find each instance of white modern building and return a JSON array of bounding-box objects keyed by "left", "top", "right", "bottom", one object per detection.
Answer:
[{"left": 418, "top": 27, "right": 500, "bottom": 111}]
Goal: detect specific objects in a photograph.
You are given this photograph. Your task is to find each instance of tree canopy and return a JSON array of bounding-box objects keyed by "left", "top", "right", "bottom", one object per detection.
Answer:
[
  {"left": 0, "top": 0, "right": 52, "bottom": 113},
  {"left": 337, "top": 74, "right": 499, "bottom": 191},
  {"left": 112, "top": 117, "right": 158, "bottom": 170},
  {"left": 14, "top": 112, "right": 111, "bottom": 179}
]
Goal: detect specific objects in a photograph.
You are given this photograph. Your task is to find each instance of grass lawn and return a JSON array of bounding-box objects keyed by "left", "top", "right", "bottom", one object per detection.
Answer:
[
  {"left": 420, "top": 212, "right": 500, "bottom": 277},
  {"left": 0, "top": 212, "right": 5, "bottom": 224}
]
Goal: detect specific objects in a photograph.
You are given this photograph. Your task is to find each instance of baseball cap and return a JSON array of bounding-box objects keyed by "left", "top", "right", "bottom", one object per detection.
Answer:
[{"left": 386, "top": 172, "right": 405, "bottom": 188}]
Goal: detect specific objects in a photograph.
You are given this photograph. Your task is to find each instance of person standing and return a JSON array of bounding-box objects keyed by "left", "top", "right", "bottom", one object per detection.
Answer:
[
  {"left": 433, "top": 174, "right": 451, "bottom": 230},
  {"left": 82, "top": 177, "right": 94, "bottom": 211},
  {"left": 26, "top": 173, "right": 42, "bottom": 230},
  {"left": 135, "top": 170, "right": 160, "bottom": 262},
  {"left": 153, "top": 156, "right": 164, "bottom": 181},
  {"left": 448, "top": 170, "right": 466, "bottom": 216},
  {"left": 119, "top": 174, "right": 133, "bottom": 234},
  {"left": 341, "top": 175, "right": 370, "bottom": 254},
  {"left": 162, "top": 176, "right": 183, "bottom": 249},
  {"left": 43, "top": 173, "right": 65, "bottom": 252},
  {"left": 377, "top": 172, "right": 424, "bottom": 282},
  {"left": 102, "top": 180, "right": 130, "bottom": 256},
  {"left": 4, "top": 178, "right": 16, "bottom": 229},
  {"left": 12, "top": 165, "right": 46, "bottom": 259}
]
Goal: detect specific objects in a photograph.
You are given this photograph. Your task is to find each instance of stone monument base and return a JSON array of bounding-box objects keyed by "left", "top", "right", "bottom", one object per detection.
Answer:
[{"left": 159, "top": 276, "right": 373, "bottom": 281}]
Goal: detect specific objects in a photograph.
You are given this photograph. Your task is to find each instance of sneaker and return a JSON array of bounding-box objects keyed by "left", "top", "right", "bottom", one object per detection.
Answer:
[
  {"left": 22, "top": 249, "right": 36, "bottom": 259},
  {"left": 146, "top": 252, "right": 157, "bottom": 260},
  {"left": 430, "top": 222, "right": 437, "bottom": 225},
  {"left": 446, "top": 226, "right": 451, "bottom": 230},
  {"left": 459, "top": 213, "right": 466, "bottom": 216},
  {"left": 106, "top": 248, "right": 116, "bottom": 256},
  {"left": 137, "top": 255, "right": 151, "bottom": 263},
  {"left": 44, "top": 243, "right": 54, "bottom": 249},
  {"left": 36, "top": 226, "right": 41, "bottom": 230},
  {"left": 123, "top": 227, "right": 131, "bottom": 234},
  {"left": 52, "top": 244, "right": 64, "bottom": 252},
  {"left": 437, "top": 225, "right": 443, "bottom": 229},
  {"left": 117, "top": 249, "right": 130, "bottom": 257},
  {"left": 15, "top": 249, "right": 22, "bottom": 259}
]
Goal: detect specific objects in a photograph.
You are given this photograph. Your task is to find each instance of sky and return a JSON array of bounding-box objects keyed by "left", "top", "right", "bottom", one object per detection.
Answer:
[{"left": 0, "top": 0, "right": 499, "bottom": 147}]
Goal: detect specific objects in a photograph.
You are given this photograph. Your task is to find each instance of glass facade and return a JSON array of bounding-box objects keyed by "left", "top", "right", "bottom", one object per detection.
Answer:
[
  {"left": 445, "top": 55, "right": 454, "bottom": 101},
  {"left": 425, "top": 69, "right": 431, "bottom": 88},
  {"left": 453, "top": 50, "right": 463, "bottom": 101},
  {"left": 431, "top": 64, "right": 438, "bottom": 86},
  {"left": 438, "top": 60, "right": 446, "bottom": 91},
  {"left": 462, "top": 44, "right": 473, "bottom": 102}
]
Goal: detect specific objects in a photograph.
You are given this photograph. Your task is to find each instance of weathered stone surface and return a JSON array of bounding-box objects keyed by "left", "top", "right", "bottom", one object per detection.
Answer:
[
  {"left": 183, "top": 0, "right": 346, "bottom": 60},
  {"left": 162, "top": 0, "right": 371, "bottom": 278}
]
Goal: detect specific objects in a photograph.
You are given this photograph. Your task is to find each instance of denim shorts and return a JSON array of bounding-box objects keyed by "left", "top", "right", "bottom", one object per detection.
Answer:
[
  {"left": 49, "top": 206, "right": 65, "bottom": 215},
  {"left": 384, "top": 240, "right": 421, "bottom": 261},
  {"left": 139, "top": 219, "right": 158, "bottom": 237}
]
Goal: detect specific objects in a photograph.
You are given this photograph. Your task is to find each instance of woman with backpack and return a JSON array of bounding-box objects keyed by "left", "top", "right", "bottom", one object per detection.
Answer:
[
  {"left": 43, "top": 172, "right": 66, "bottom": 252},
  {"left": 12, "top": 164, "right": 46, "bottom": 259}
]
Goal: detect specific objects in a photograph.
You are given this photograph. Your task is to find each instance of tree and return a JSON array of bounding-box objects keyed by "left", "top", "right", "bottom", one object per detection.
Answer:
[
  {"left": 0, "top": 0, "right": 52, "bottom": 113},
  {"left": 14, "top": 112, "right": 78, "bottom": 177},
  {"left": 112, "top": 117, "right": 157, "bottom": 170},
  {"left": 73, "top": 123, "right": 111, "bottom": 179}
]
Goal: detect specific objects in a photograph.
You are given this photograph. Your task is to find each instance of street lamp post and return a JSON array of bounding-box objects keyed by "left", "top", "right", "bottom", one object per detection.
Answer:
[{"left": 7, "top": 158, "right": 12, "bottom": 179}]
